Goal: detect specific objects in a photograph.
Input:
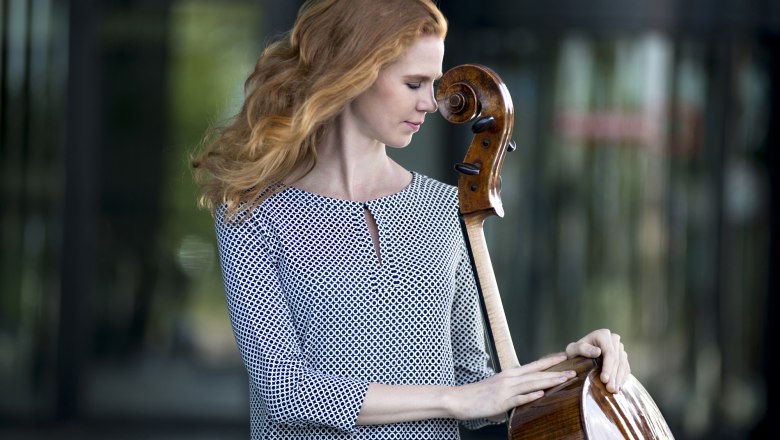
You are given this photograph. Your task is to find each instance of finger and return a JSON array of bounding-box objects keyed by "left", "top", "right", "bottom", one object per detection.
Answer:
[
  {"left": 597, "top": 332, "right": 615, "bottom": 382},
  {"left": 488, "top": 369, "right": 568, "bottom": 391},
  {"left": 500, "top": 369, "right": 575, "bottom": 391},
  {"left": 493, "top": 367, "right": 569, "bottom": 383},
  {"left": 541, "top": 351, "right": 567, "bottom": 360},
  {"left": 516, "top": 353, "right": 568, "bottom": 373},
  {"left": 612, "top": 344, "right": 630, "bottom": 392},
  {"left": 504, "top": 371, "right": 577, "bottom": 409},
  {"left": 573, "top": 329, "right": 612, "bottom": 358},
  {"left": 565, "top": 341, "right": 601, "bottom": 359},
  {"left": 601, "top": 333, "right": 628, "bottom": 384},
  {"left": 514, "top": 370, "right": 576, "bottom": 388},
  {"left": 508, "top": 390, "right": 545, "bottom": 408}
]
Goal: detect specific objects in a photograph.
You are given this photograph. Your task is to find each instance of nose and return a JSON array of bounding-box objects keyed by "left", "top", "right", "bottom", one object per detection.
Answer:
[{"left": 418, "top": 84, "right": 438, "bottom": 113}]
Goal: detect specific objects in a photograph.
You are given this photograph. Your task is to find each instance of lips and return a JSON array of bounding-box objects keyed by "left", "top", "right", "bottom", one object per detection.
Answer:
[{"left": 405, "top": 121, "right": 423, "bottom": 132}]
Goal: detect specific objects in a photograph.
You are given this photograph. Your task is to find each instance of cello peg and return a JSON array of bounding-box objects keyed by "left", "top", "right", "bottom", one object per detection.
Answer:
[
  {"left": 507, "top": 139, "right": 517, "bottom": 152},
  {"left": 454, "top": 162, "right": 481, "bottom": 175},
  {"left": 471, "top": 116, "right": 496, "bottom": 133}
]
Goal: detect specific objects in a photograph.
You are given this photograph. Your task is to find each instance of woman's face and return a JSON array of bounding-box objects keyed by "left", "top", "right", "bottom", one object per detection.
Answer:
[{"left": 346, "top": 35, "right": 444, "bottom": 148}]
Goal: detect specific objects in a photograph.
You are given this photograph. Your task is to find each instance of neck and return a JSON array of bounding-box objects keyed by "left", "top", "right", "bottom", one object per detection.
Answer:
[{"left": 286, "top": 120, "right": 410, "bottom": 202}]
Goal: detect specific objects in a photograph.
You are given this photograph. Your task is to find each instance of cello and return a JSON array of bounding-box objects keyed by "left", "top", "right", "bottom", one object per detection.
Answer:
[{"left": 436, "top": 64, "right": 675, "bottom": 439}]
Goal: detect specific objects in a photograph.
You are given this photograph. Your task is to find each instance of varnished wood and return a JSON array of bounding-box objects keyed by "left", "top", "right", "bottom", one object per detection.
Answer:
[
  {"left": 436, "top": 64, "right": 514, "bottom": 218},
  {"left": 510, "top": 357, "right": 674, "bottom": 439},
  {"left": 461, "top": 212, "right": 519, "bottom": 370},
  {"left": 509, "top": 357, "right": 596, "bottom": 439},
  {"left": 581, "top": 369, "right": 675, "bottom": 439},
  {"left": 438, "top": 64, "right": 519, "bottom": 372}
]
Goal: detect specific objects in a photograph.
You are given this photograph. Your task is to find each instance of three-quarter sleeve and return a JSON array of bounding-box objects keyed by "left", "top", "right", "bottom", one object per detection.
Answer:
[{"left": 215, "top": 208, "right": 370, "bottom": 433}]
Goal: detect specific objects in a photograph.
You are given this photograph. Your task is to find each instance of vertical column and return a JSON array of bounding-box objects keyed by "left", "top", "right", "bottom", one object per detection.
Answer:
[{"left": 57, "top": 0, "right": 98, "bottom": 421}]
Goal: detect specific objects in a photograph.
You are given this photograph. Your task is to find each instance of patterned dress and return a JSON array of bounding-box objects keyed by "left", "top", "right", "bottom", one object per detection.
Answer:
[{"left": 215, "top": 172, "right": 496, "bottom": 439}]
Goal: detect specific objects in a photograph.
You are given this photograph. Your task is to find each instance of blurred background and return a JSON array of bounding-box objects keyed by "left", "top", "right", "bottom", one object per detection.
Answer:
[{"left": 0, "top": 0, "right": 778, "bottom": 438}]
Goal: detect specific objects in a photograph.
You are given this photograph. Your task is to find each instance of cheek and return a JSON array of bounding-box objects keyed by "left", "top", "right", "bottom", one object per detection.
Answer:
[
  {"left": 361, "top": 92, "right": 398, "bottom": 124},
  {"left": 347, "top": 101, "right": 391, "bottom": 142},
  {"left": 354, "top": 88, "right": 384, "bottom": 116},
  {"left": 369, "top": 81, "right": 403, "bottom": 111}
]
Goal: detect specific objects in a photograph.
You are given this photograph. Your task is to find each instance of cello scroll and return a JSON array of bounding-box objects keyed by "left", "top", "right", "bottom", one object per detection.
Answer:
[{"left": 436, "top": 63, "right": 515, "bottom": 218}]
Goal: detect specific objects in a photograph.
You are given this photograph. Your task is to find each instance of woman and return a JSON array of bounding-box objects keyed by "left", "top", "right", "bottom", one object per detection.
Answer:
[{"left": 193, "top": 0, "right": 630, "bottom": 438}]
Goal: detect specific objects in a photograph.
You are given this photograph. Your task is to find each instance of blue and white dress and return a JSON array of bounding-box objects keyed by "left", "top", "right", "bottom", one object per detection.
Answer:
[{"left": 215, "top": 172, "right": 495, "bottom": 439}]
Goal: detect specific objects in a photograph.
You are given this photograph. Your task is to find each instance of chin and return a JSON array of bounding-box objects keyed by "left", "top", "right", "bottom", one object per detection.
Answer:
[{"left": 385, "top": 137, "right": 414, "bottom": 149}]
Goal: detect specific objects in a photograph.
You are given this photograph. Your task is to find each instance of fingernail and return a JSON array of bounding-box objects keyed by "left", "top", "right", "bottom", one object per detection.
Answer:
[{"left": 566, "top": 370, "right": 576, "bottom": 377}]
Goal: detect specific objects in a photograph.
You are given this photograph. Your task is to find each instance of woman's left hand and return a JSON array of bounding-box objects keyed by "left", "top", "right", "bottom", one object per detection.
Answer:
[{"left": 565, "top": 328, "right": 629, "bottom": 394}]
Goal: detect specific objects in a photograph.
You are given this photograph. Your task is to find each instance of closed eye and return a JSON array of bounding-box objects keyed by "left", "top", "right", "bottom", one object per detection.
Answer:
[{"left": 406, "top": 82, "right": 422, "bottom": 90}]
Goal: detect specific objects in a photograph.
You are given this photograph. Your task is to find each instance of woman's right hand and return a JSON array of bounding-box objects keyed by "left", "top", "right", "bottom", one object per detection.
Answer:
[{"left": 446, "top": 353, "right": 575, "bottom": 421}]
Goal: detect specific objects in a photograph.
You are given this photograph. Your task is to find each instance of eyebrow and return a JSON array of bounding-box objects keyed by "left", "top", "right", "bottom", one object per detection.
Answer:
[{"left": 403, "top": 73, "right": 442, "bottom": 81}]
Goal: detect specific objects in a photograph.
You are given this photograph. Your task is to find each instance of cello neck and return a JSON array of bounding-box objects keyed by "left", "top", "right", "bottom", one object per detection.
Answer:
[{"left": 461, "top": 210, "right": 520, "bottom": 371}]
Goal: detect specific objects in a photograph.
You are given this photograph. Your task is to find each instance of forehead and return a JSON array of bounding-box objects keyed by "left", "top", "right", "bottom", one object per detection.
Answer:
[{"left": 382, "top": 36, "right": 444, "bottom": 78}]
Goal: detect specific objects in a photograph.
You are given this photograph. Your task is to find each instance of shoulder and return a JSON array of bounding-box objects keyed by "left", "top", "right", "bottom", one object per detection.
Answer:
[
  {"left": 214, "top": 193, "right": 288, "bottom": 243},
  {"left": 413, "top": 172, "right": 457, "bottom": 199},
  {"left": 411, "top": 172, "right": 459, "bottom": 210},
  {"left": 213, "top": 197, "right": 290, "bottom": 266}
]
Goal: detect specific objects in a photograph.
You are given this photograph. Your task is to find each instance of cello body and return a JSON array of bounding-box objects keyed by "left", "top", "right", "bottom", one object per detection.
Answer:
[
  {"left": 436, "top": 64, "right": 674, "bottom": 439},
  {"left": 509, "top": 357, "right": 674, "bottom": 439}
]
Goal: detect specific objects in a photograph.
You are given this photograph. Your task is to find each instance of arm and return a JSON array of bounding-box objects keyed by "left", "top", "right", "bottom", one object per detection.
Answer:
[
  {"left": 216, "top": 209, "right": 368, "bottom": 432},
  {"left": 356, "top": 354, "right": 574, "bottom": 424}
]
